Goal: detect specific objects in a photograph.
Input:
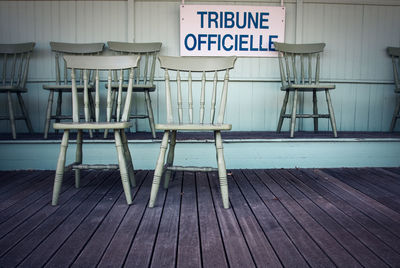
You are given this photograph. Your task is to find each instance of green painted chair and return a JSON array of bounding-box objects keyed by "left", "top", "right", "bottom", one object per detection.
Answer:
[
  {"left": 388, "top": 47, "right": 400, "bottom": 131},
  {"left": 43, "top": 42, "right": 104, "bottom": 139},
  {"left": 107, "top": 41, "right": 162, "bottom": 138},
  {"left": 51, "top": 54, "right": 140, "bottom": 206},
  {"left": 0, "top": 42, "right": 35, "bottom": 139},
  {"left": 274, "top": 42, "right": 338, "bottom": 138},
  {"left": 149, "top": 56, "right": 237, "bottom": 209}
]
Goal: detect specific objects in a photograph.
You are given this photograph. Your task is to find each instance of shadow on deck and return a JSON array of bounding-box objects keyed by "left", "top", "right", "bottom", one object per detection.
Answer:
[{"left": 1, "top": 168, "right": 400, "bottom": 267}]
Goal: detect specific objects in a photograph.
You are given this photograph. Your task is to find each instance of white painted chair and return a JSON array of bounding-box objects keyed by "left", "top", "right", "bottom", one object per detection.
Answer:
[
  {"left": 107, "top": 42, "right": 162, "bottom": 138},
  {"left": 149, "top": 56, "right": 237, "bottom": 209},
  {"left": 43, "top": 42, "right": 104, "bottom": 139},
  {"left": 51, "top": 55, "right": 140, "bottom": 206},
  {"left": 388, "top": 47, "right": 400, "bottom": 131},
  {"left": 0, "top": 42, "right": 35, "bottom": 139},
  {"left": 274, "top": 42, "right": 338, "bottom": 138}
]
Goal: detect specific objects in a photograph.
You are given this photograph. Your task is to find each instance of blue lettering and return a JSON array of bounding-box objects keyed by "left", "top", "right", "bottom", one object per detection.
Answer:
[
  {"left": 249, "top": 35, "right": 258, "bottom": 51},
  {"left": 222, "top": 34, "right": 233, "bottom": 51},
  {"left": 218, "top": 35, "right": 221, "bottom": 50},
  {"left": 236, "top": 12, "right": 247, "bottom": 29},
  {"left": 220, "top": 11, "right": 224, "bottom": 28},
  {"left": 269, "top": 35, "right": 278, "bottom": 51},
  {"left": 224, "top": 12, "right": 234, "bottom": 28},
  {"left": 208, "top": 34, "right": 217, "bottom": 50},
  {"left": 208, "top": 11, "right": 218, "bottom": 28},
  {"left": 197, "top": 11, "right": 207, "bottom": 28},
  {"left": 248, "top": 13, "right": 258, "bottom": 29},
  {"left": 234, "top": 35, "right": 238, "bottom": 51},
  {"left": 198, "top": 34, "right": 207, "bottom": 50},
  {"left": 184, "top": 34, "right": 197, "bottom": 51},
  {"left": 260, "top": 12, "right": 269, "bottom": 29},
  {"left": 239, "top": 35, "right": 249, "bottom": 51},
  {"left": 259, "top": 35, "right": 267, "bottom": 51}
]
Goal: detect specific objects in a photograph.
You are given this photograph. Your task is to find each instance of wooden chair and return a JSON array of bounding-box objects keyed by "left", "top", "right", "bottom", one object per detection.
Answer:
[
  {"left": 43, "top": 42, "right": 104, "bottom": 139},
  {"left": 107, "top": 41, "right": 162, "bottom": 138},
  {"left": 51, "top": 54, "right": 140, "bottom": 206},
  {"left": 388, "top": 47, "right": 400, "bottom": 131},
  {"left": 0, "top": 42, "right": 35, "bottom": 139},
  {"left": 274, "top": 42, "right": 338, "bottom": 138},
  {"left": 149, "top": 56, "right": 237, "bottom": 209}
]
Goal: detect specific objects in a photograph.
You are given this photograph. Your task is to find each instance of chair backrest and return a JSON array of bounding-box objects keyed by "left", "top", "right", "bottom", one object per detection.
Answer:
[
  {"left": 388, "top": 47, "right": 400, "bottom": 91},
  {"left": 274, "top": 42, "right": 326, "bottom": 87},
  {"left": 0, "top": 42, "right": 35, "bottom": 89},
  {"left": 107, "top": 41, "right": 162, "bottom": 86},
  {"left": 64, "top": 55, "right": 140, "bottom": 124},
  {"left": 50, "top": 42, "right": 104, "bottom": 85},
  {"left": 158, "top": 56, "right": 237, "bottom": 125}
]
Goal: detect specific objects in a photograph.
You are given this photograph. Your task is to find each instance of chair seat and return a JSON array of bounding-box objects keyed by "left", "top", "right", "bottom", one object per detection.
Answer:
[
  {"left": 108, "top": 83, "right": 156, "bottom": 92},
  {"left": 156, "top": 123, "right": 232, "bottom": 131},
  {"left": 53, "top": 121, "right": 132, "bottom": 130},
  {"left": 0, "top": 86, "right": 27, "bottom": 92},
  {"left": 43, "top": 84, "right": 95, "bottom": 92},
  {"left": 281, "top": 84, "right": 335, "bottom": 91}
]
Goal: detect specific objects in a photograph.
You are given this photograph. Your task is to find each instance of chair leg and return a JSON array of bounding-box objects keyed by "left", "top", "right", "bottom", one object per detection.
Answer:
[
  {"left": 313, "top": 90, "right": 318, "bottom": 132},
  {"left": 7, "top": 91, "right": 16, "bottom": 139},
  {"left": 215, "top": 131, "right": 229, "bottom": 209},
  {"left": 390, "top": 95, "right": 400, "bottom": 131},
  {"left": 277, "top": 90, "right": 289, "bottom": 132},
  {"left": 55, "top": 91, "right": 62, "bottom": 135},
  {"left": 149, "top": 131, "right": 170, "bottom": 208},
  {"left": 121, "top": 130, "right": 136, "bottom": 187},
  {"left": 17, "top": 93, "right": 33, "bottom": 134},
  {"left": 75, "top": 130, "right": 83, "bottom": 188},
  {"left": 44, "top": 90, "right": 54, "bottom": 139},
  {"left": 115, "top": 129, "right": 132, "bottom": 205},
  {"left": 290, "top": 89, "right": 299, "bottom": 138},
  {"left": 325, "top": 90, "right": 338, "bottom": 138},
  {"left": 52, "top": 130, "right": 70, "bottom": 206},
  {"left": 164, "top": 130, "right": 177, "bottom": 189},
  {"left": 144, "top": 90, "right": 157, "bottom": 139}
]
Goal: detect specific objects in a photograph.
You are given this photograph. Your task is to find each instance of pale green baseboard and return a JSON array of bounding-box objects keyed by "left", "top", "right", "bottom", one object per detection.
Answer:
[{"left": 0, "top": 138, "right": 399, "bottom": 170}]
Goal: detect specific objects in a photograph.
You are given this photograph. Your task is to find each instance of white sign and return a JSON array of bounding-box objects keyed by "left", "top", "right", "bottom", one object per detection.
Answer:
[{"left": 180, "top": 5, "right": 285, "bottom": 57}]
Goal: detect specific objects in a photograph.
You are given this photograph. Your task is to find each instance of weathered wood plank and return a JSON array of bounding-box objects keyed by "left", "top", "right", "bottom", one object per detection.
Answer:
[
  {"left": 72, "top": 171, "right": 148, "bottom": 267},
  {"left": 150, "top": 171, "right": 182, "bottom": 268},
  {"left": 123, "top": 171, "right": 167, "bottom": 267},
  {"left": 324, "top": 168, "right": 400, "bottom": 214},
  {"left": 242, "top": 169, "right": 334, "bottom": 267},
  {"left": 288, "top": 168, "right": 400, "bottom": 263},
  {"left": 277, "top": 169, "right": 397, "bottom": 267},
  {"left": 196, "top": 172, "right": 229, "bottom": 268},
  {"left": 20, "top": 172, "right": 120, "bottom": 267},
  {"left": 228, "top": 171, "right": 283, "bottom": 267},
  {"left": 207, "top": 172, "right": 255, "bottom": 268},
  {"left": 233, "top": 170, "right": 308, "bottom": 267},
  {"left": 97, "top": 172, "right": 153, "bottom": 267},
  {"left": 257, "top": 169, "right": 361, "bottom": 267},
  {"left": 0, "top": 171, "right": 112, "bottom": 267},
  {"left": 302, "top": 169, "right": 400, "bottom": 236},
  {"left": 177, "top": 172, "right": 202, "bottom": 268}
]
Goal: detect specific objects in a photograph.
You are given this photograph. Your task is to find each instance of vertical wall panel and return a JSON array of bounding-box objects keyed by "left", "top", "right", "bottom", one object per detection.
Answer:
[{"left": 0, "top": 1, "right": 399, "bottom": 134}]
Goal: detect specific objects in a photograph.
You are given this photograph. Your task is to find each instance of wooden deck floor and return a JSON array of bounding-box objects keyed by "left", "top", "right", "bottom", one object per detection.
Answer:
[{"left": 1, "top": 167, "right": 400, "bottom": 267}]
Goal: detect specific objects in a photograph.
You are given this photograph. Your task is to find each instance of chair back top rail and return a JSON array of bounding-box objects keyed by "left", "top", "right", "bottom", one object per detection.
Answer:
[
  {"left": 50, "top": 42, "right": 104, "bottom": 54},
  {"left": 388, "top": 47, "right": 400, "bottom": 90},
  {"left": 107, "top": 41, "right": 162, "bottom": 86},
  {"left": 49, "top": 42, "right": 104, "bottom": 85},
  {"left": 158, "top": 56, "right": 237, "bottom": 125},
  {"left": 64, "top": 55, "right": 140, "bottom": 123},
  {"left": 0, "top": 42, "right": 35, "bottom": 89},
  {"left": 274, "top": 42, "right": 326, "bottom": 86}
]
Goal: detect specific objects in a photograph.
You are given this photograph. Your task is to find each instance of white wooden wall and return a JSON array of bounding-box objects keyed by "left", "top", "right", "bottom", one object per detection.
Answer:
[{"left": 1, "top": 0, "right": 399, "bottom": 134}]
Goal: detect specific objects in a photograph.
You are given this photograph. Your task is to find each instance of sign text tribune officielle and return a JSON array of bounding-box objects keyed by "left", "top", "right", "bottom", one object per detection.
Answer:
[{"left": 180, "top": 5, "right": 285, "bottom": 57}]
